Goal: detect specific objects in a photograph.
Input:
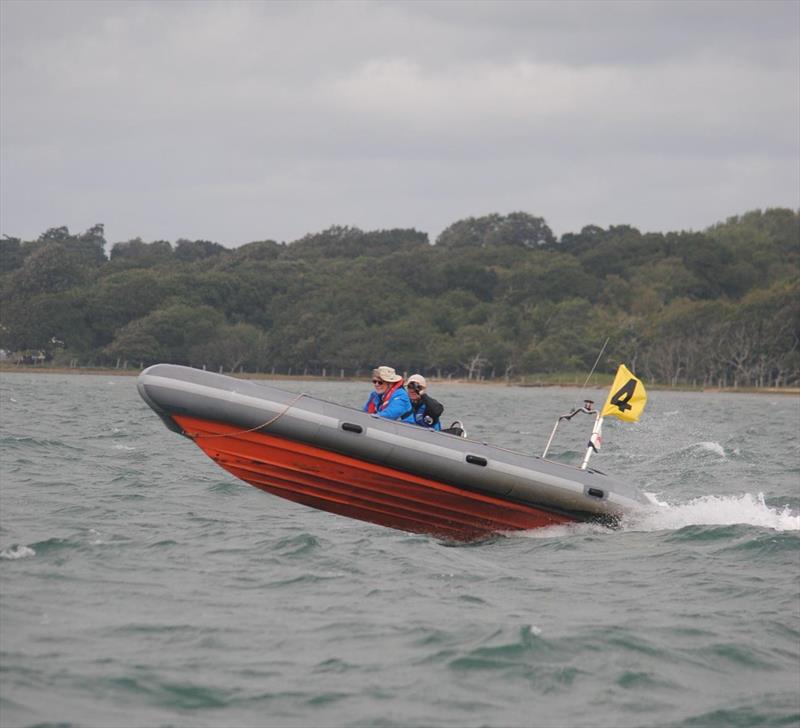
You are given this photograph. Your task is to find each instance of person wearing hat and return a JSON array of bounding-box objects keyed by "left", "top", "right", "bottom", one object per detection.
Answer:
[
  {"left": 406, "top": 374, "right": 444, "bottom": 430},
  {"left": 363, "top": 365, "right": 414, "bottom": 422}
]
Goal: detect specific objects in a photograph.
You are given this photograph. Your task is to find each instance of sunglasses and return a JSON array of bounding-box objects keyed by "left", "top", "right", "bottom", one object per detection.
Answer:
[{"left": 372, "top": 379, "right": 386, "bottom": 385}]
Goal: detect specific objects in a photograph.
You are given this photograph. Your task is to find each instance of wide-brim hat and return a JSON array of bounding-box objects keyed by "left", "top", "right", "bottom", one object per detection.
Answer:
[{"left": 372, "top": 365, "right": 402, "bottom": 383}]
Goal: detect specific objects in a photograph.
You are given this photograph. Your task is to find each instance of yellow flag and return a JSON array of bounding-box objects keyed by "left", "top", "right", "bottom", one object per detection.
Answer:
[{"left": 601, "top": 364, "right": 647, "bottom": 422}]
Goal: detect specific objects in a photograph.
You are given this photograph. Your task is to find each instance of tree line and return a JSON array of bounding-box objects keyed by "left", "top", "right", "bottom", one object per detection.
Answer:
[{"left": 0, "top": 209, "right": 798, "bottom": 387}]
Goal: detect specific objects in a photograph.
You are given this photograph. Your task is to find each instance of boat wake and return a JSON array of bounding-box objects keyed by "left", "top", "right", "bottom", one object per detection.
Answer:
[
  {"left": 626, "top": 492, "right": 800, "bottom": 532},
  {"left": 517, "top": 492, "right": 799, "bottom": 539}
]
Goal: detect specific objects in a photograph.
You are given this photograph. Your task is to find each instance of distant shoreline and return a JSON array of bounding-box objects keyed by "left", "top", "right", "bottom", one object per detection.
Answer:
[{"left": 1, "top": 365, "right": 797, "bottom": 395}]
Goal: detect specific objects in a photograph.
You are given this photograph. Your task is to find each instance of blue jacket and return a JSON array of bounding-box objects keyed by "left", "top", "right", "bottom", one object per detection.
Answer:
[
  {"left": 363, "top": 386, "right": 415, "bottom": 423},
  {"left": 412, "top": 402, "right": 442, "bottom": 430}
]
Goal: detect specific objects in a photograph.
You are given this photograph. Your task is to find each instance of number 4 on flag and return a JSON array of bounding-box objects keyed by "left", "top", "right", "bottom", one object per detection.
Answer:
[{"left": 601, "top": 365, "right": 648, "bottom": 422}]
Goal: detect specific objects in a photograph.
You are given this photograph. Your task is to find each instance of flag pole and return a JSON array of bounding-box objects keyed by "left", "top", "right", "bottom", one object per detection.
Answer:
[{"left": 580, "top": 413, "right": 604, "bottom": 470}]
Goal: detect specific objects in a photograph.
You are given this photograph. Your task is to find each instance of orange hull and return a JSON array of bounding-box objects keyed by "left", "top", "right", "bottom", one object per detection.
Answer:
[{"left": 174, "top": 415, "right": 573, "bottom": 541}]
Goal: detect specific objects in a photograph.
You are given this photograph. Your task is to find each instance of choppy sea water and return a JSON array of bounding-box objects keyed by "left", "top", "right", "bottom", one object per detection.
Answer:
[{"left": 1, "top": 372, "right": 798, "bottom": 728}]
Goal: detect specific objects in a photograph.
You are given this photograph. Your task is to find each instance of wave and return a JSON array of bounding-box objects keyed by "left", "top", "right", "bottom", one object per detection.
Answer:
[
  {"left": 629, "top": 492, "right": 800, "bottom": 532},
  {"left": 0, "top": 435, "right": 83, "bottom": 452},
  {"left": 516, "top": 492, "right": 799, "bottom": 541},
  {"left": 2, "top": 536, "right": 86, "bottom": 558},
  {"left": 655, "top": 440, "right": 729, "bottom": 462},
  {"left": 689, "top": 441, "right": 727, "bottom": 458},
  {"left": 0, "top": 545, "right": 36, "bottom": 560}
]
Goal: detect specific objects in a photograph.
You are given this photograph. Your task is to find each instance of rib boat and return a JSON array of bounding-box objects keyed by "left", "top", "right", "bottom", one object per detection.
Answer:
[{"left": 137, "top": 364, "right": 650, "bottom": 541}]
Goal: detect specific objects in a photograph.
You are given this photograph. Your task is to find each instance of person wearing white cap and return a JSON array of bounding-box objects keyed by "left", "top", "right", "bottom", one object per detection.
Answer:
[
  {"left": 406, "top": 374, "right": 444, "bottom": 430},
  {"left": 363, "top": 365, "right": 414, "bottom": 422}
]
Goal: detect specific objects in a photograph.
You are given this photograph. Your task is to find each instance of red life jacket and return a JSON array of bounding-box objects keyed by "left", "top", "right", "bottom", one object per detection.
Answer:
[{"left": 367, "top": 380, "right": 405, "bottom": 413}]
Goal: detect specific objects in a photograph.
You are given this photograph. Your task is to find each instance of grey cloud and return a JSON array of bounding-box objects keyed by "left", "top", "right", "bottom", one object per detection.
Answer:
[{"left": 1, "top": 0, "right": 797, "bottom": 246}]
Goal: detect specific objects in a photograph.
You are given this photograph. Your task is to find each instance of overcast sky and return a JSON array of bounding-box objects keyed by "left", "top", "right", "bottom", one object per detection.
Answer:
[{"left": 1, "top": 0, "right": 798, "bottom": 247}]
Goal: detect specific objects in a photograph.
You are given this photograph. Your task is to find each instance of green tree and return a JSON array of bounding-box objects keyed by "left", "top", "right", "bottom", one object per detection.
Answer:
[
  {"left": 83, "top": 269, "right": 175, "bottom": 347},
  {"left": 500, "top": 251, "right": 600, "bottom": 308},
  {"left": 0, "top": 291, "right": 94, "bottom": 353},
  {"left": 285, "top": 226, "right": 428, "bottom": 260},
  {"left": 2, "top": 212, "right": 796, "bottom": 386},
  {"left": 4, "top": 225, "right": 107, "bottom": 298},
  {"left": 0, "top": 236, "right": 24, "bottom": 274},
  {"left": 718, "top": 280, "right": 800, "bottom": 387},
  {"left": 104, "top": 304, "right": 226, "bottom": 365},
  {"left": 8, "top": 242, "right": 93, "bottom": 297},
  {"left": 174, "top": 239, "right": 227, "bottom": 262},
  {"left": 232, "top": 239, "right": 283, "bottom": 262},
  {"left": 109, "top": 238, "right": 174, "bottom": 268},
  {"left": 437, "top": 212, "right": 555, "bottom": 249},
  {"left": 189, "top": 322, "right": 269, "bottom": 372}
]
